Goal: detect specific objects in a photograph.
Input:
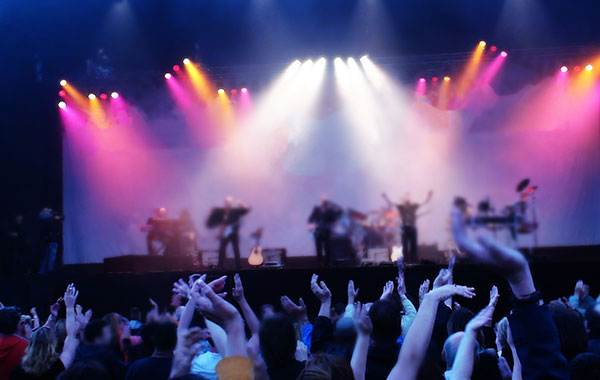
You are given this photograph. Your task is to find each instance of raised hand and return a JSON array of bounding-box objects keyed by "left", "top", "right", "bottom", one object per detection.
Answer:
[
  {"left": 396, "top": 274, "right": 406, "bottom": 296},
  {"left": 419, "top": 279, "right": 430, "bottom": 305},
  {"left": 451, "top": 206, "right": 535, "bottom": 297},
  {"left": 311, "top": 274, "right": 332, "bottom": 302},
  {"left": 574, "top": 280, "right": 584, "bottom": 298},
  {"left": 466, "top": 287, "right": 498, "bottom": 332},
  {"left": 50, "top": 298, "right": 62, "bottom": 318},
  {"left": 433, "top": 268, "right": 452, "bottom": 289},
  {"left": 232, "top": 273, "right": 245, "bottom": 302},
  {"left": 63, "top": 284, "right": 79, "bottom": 309},
  {"left": 352, "top": 302, "right": 373, "bottom": 335},
  {"left": 348, "top": 280, "right": 360, "bottom": 304},
  {"left": 426, "top": 284, "right": 476, "bottom": 303},
  {"left": 30, "top": 307, "right": 38, "bottom": 317},
  {"left": 280, "top": 296, "right": 307, "bottom": 322},
  {"left": 195, "top": 279, "right": 240, "bottom": 328},
  {"left": 173, "top": 278, "right": 192, "bottom": 299},
  {"left": 380, "top": 281, "right": 395, "bottom": 301}
]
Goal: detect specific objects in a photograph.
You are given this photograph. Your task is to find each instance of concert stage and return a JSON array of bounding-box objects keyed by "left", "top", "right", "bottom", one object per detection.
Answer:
[{"left": 3, "top": 245, "right": 598, "bottom": 321}]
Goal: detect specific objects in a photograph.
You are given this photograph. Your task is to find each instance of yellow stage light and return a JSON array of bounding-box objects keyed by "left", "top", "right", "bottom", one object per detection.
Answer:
[
  {"left": 479, "top": 41, "right": 486, "bottom": 48},
  {"left": 60, "top": 79, "right": 67, "bottom": 87},
  {"left": 444, "top": 76, "right": 451, "bottom": 81},
  {"left": 88, "top": 93, "right": 96, "bottom": 100},
  {"left": 218, "top": 88, "right": 225, "bottom": 94},
  {"left": 183, "top": 58, "right": 191, "bottom": 65},
  {"left": 585, "top": 64, "right": 593, "bottom": 71}
]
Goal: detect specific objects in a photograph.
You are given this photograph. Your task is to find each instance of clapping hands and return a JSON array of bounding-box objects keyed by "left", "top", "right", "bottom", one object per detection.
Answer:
[{"left": 311, "top": 274, "right": 331, "bottom": 302}]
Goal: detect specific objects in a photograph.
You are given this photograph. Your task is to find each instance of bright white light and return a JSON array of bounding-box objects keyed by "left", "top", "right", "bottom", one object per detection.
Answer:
[
  {"left": 60, "top": 79, "right": 67, "bottom": 87},
  {"left": 58, "top": 101, "right": 66, "bottom": 109},
  {"left": 88, "top": 93, "right": 96, "bottom": 100},
  {"left": 183, "top": 58, "right": 191, "bottom": 65},
  {"left": 111, "top": 92, "right": 119, "bottom": 99}
]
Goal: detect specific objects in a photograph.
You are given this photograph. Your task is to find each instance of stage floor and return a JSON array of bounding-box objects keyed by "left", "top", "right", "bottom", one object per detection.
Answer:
[{"left": 3, "top": 244, "right": 599, "bottom": 319}]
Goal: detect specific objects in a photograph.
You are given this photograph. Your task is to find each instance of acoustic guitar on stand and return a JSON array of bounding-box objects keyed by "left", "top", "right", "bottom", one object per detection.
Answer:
[{"left": 248, "top": 228, "right": 264, "bottom": 266}]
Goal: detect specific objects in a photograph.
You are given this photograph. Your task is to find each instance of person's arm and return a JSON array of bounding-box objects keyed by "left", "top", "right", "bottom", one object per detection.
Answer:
[
  {"left": 195, "top": 279, "right": 246, "bottom": 357},
  {"left": 247, "top": 334, "right": 269, "bottom": 380},
  {"left": 351, "top": 302, "right": 372, "bottom": 380},
  {"left": 60, "top": 284, "right": 80, "bottom": 369},
  {"left": 421, "top": 190, "right": 434, "bottom": 206},
  {"left": 205, "top": 319, "right": 228, "bottom": 357},
  {"left": 381, "top": 193, "right": 395, "bottom": 208},
  {"left": 451, "top": 206, "right": 568, "bottom": 380},
  {"left": 30, "top": 308, "right": 40, "bottom": 329},
  {"left": 345, "top": 280, "right": 359, "bottom": 318},
  {"left": 173, "top": 276, "right": 205, "bottom": 336},
  {"left": 233, "top": 273, "right": 260, "bottom": 335},
  {"left": 380, "top": 280, "right": 395, "bottom": 301},
  {"left": 311, "top": 274, "right": 332, "bottom": 318},
  {"left": 43, "top": 299, "right": 61, "bottom": 330},
  {"left": 396, "top": 269, "right": 416, "bottom": 337},
  {"left": 507, "top": 325, "right": 522, "bottom": 380},
  {"left": 418, "top": 279, "right": 430, "bottom": 307},
  {"left": 450, "top": 286, "right": 499, "bottom": 380},
  {"left": 387, "top": 284, "right": 475, "bottom": 380}
]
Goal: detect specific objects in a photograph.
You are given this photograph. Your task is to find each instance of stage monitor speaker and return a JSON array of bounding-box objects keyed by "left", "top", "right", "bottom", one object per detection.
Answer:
[{"left": 261, "top": 248, "right": 286, "bottom": 268}]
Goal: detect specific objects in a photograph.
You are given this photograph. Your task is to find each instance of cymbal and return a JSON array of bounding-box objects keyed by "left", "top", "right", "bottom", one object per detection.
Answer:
[{"left": 516, "top": 178, "right": 530, "bottom": 192}]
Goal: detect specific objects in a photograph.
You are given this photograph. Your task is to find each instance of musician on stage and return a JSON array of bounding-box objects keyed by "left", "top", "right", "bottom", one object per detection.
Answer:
[
  {"left": 308, "top": 196, "right": 343, "bottom": 267},
  {"left": 141, "top": 207, "right": 171, "bottom": 256},
  {"left": 206, "top": 196, "right": 251, "bottom": 269},
  {"left": 383, "top": 191, "right": 433, "bottom": 263}
]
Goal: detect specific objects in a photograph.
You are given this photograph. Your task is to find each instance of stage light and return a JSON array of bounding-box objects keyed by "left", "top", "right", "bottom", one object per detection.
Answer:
[
  {"left": 100, "top": 93, "right": 108, "bottom": 100},
  {"left": 183, "top": 58, "right": 191, "bottom": 65},
  {"left": 500, "top": 51, "right": 508, "bottom": 58},
  {"left": 585, "top": 64, "right": 593, "bottom": 71},
  {"left": 334, "top": 57, "right": 343, "bottom": 64},
  {"left": 490, "top": 46, "right": 497, "bottom": 52},
  {"left": 88, "top": 93, "right": 96, "bottom": 100},
  {"left": 218, "top": 88, "right": 225, "bottom": 94},
  {"left": 111, "top": 92, "right": 119, "bottom": 99},
  {"left": 574, "top": 65, "right": 581, "bottom": 72},
  {"left": 360, "top": 55, "right": 368, "bottom": 62},
  {"left": 432, "top": 77, "right": 439, "bottom": 82},
  {"left": 164, "top": 73, "right": 172, "bottom": 79},
  {"left": 241, "top": 87, "right": 248, "bottom": 93},
  {"left": 60, "top": 79, "right": 67, "bottom": 87},
  {"left": 58, "top": 101, "right": 66, "bottom": 109},
  {"left": 443, "top": 76, "right": 451, "bottom": 81},
  {"left": 479, "top": 41, "right": 486, "bottom": 48},
  {"left": 419, "top": 77, "right": 426, "bottom": 83},
  {"left": 173, "top": 65, "right": 181, "bottom": 72},
  {"left": 231, "top": 89, "right": 238, "bottom": 95},
  {"left": 58, "top": 90, "right": 66, "bottom": 97},
  {"left": 560, "top": 66, "right": 569, "bottom": 73}
]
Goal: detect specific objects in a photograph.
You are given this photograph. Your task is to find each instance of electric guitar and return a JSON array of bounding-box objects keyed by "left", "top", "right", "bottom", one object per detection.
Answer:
[{"left": 248, "top": 228, "right": 264, "bottom": 266}]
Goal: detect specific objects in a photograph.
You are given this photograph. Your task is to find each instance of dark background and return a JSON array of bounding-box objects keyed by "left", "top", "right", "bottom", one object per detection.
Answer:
[{"left": 1, "top": 0, "right": 599, "bottom": 245}]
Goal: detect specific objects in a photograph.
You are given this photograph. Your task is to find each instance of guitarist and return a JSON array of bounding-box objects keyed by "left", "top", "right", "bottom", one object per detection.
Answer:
[
  {"left": 308, "top": 196, "right": 343, "bottom": 267},
  {"left": 206, "top": 196, "right": 251, "bottom": 269}
]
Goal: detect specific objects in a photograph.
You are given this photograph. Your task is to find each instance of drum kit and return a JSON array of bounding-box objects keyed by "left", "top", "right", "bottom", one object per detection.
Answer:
[{"left": 461, "top": 178, "right": 539, "bottom": 247}]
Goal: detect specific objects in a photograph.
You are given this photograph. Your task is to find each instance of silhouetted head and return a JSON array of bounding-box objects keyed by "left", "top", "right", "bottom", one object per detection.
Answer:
[
  {"left": 549, "top": 300, "right": 588, "bottom": 362},
  {"left": 570, "top": 353, "right": 600, "bottom": 380},
  {"left": 586, "top": 303, "right": 600, "bottom": 340},
  {"left": 84, "top": 319, "right": 111, "bottom": 346},
  {"left": 152, "top": 320, "right": 177, "bottom": 353},
  {"left": 297, "top": 353, "right": 354, "bottom": 380},
  {"left": 442, "top": 332, "right": 464, "bottom": 370},
  {"left": 368, "top": 300, "right": 402, "bottom": 344},
  {"left": 259, "top": 313, "right": 297, "bottom": 367},
  {"left": 0, "top": 307, "right": 21, "bottom": 335}
]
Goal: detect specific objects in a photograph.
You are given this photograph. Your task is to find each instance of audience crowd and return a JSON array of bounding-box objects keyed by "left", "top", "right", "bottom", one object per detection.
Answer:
[{"left": 1, "top": 206, "right": 600, "bottom": 380}]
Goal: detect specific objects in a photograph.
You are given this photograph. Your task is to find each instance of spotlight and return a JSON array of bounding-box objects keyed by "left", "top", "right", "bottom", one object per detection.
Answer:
[
  {"left": 218, "top": 89, "right": 225, "bottom": 95},
  {"left": 479, "top": 41, "right": 486, "bottom": 48},
  {"left": 164, "top": 73, "right": 172, "bottom": 79},
  {"left": 360, "top": 55, "right": 368, "bottom": 62},
  {"left": 100, "top": 93, "right": 108, "bottom": 100},
  {"left": 241, "top": 88, "right": 248, "bottom": 93},
  {"left": 500, "top": 51, "right": 508, "bottom": 58},
  {"left": 111, "top": 92, "right": 119, "bottom": 99},
  {"left": 183, "top": 58, "right": 191, "bottom": 65},
  {"left": 432, "top": 77, "right": 439, "bottom": 82},
  {"left": 58, "top": 90, "right": 66, "bottom": 97},
  {"left": 418, "top": 77, "right": 426, "bottom": 83},
  {"left": 58, "top": 101, "right": 66, "bottom": 109},
  {"left": 334, "top": 57, "right": 343, "bottom": 64},
  {"left": 231, "top": 89, "right": 238, "bottom": 95},
  {"left": 60, "top": 79, "right": 67, "bottom": 87},
  {"left": 560, "top": 66, "right": 569, "bottom": 73},
  {"left": 443, "top": 76, "right": 451, "bottom": 82},
  {"left": 173, "top": 65, "right": 181, "bottom": 72},
  {"left": 490, "top": 46, "right": 497, "bottom": 52},
  {"left": 88, "top": 93, "right": 96, "bottom": 100},
  {"left": 585, "top": 64, "right": 593, "bottom": 71},
  {"left": 574, "top": 65, "right": 581, "bottom": 72}
]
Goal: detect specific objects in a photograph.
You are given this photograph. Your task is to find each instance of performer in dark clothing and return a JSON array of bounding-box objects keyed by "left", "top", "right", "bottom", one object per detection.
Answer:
[
  {"left": 206, "top": 197, "right": 251, "bottom": 269},
  {"left": 382, "top": 191, "right": 433, "bottom": 264},
  {"left": 308, "top": 196, "right": 343, "bottom": 267}
]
